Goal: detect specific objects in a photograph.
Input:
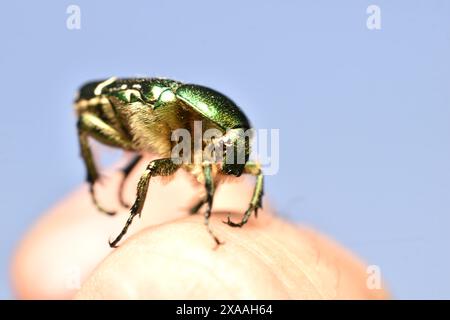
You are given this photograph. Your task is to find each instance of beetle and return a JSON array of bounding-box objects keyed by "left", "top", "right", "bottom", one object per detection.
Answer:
[{"left": 74, "top": 77, "right": 264, "bottom": 247}]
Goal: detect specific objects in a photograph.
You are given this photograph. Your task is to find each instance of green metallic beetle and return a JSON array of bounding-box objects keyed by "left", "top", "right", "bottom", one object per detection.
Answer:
[{"left": 74, "top": 77, "right": 264, "bottom": 247}]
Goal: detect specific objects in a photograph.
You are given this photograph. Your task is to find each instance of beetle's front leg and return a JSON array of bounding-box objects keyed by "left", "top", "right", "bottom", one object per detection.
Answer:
[
  {"left": 77, "top": 113, "right": 133, "bottom": 215},
  {"left": 203, "top": 164, "right": 223, "bottom": 246},
  {"left": 109, "top": 158, "right": 180, "bottom": 247},
  {"left": 223, "top": 162, "right": 264, "bottom": 228}
]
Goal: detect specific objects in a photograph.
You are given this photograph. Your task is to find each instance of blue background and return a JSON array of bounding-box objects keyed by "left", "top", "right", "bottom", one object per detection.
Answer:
[{"left": 1, "top": 1, "right": 449, "bottom": 299}]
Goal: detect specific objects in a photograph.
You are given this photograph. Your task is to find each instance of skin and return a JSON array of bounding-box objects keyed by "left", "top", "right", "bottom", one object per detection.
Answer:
[{"left": 10, "top": 154, "right": 389, "bottom": 299}]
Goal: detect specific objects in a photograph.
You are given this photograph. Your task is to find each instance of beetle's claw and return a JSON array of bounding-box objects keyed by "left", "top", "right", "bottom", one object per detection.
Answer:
[
  {"left": 94, "top": 200, "right": 117, "bottom": 215},
  {"left": 213, "top": 238, "right": 225, "bottom": 249},
  {"left": 221, "top": 214, "right": 231, "bottom": 225},
  {"left": 108, "top": 239, "right": 119, "bottom": 248},
  {"left": 222, "top": 214, "right": 243, "bottom": 228},
  {"left": 95, "top": 203, "right": 117, "bottom": 216}
]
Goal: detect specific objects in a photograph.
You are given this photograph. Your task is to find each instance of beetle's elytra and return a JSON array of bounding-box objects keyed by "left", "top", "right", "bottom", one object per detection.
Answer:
[{"left": 74, "top": 77, "right": 264, "bottom": 247}]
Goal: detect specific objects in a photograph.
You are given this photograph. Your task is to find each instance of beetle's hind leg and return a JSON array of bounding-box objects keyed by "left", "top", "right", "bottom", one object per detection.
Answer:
[
  {"left": 223, "top": 162, "right": 264, "bottom": 228},
  {"left": 109, "top": 158, "right": 180, "bottom": 247},
  {"left": 118, "top": 154, "right": 142, "bottom": 208},
  {"left": 77, "top": 113, "right": 133, "bottom": 215}
]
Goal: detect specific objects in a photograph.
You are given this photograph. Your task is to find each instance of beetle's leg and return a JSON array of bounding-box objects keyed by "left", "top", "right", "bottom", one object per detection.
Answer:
[
  {"left": 77, "top": 113, "right": 133, "bottom": 215},
  {"left": 189, "top": 197, "right": 207, "bottom": 215},
  {"left": 109, "top": 158, "right": 180, "bottom": 248},
  {"left": 203, "top": 164, "right": 223, "bottom": 246},
  {"left": 223, "top": 162, "right": 264, "bottom": 228},
  {"left": 118, "top": 154, "right": 142, "bottom": 208}
]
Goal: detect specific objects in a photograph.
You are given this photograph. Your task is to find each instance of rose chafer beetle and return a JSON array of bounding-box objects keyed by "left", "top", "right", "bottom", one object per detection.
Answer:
[{"left": 74, "top": 77, "right": 264, "bottom": 247}]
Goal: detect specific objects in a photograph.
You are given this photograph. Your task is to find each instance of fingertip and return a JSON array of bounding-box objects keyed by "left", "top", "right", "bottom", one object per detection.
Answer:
[{"left": 75, "top": 212, "right": 389, "bottom": 300}]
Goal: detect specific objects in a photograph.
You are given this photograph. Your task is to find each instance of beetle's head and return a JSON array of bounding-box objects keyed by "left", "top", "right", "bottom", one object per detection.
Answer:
[{"left": 221, "top": 128, "right": 251, "bottom": 177}]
